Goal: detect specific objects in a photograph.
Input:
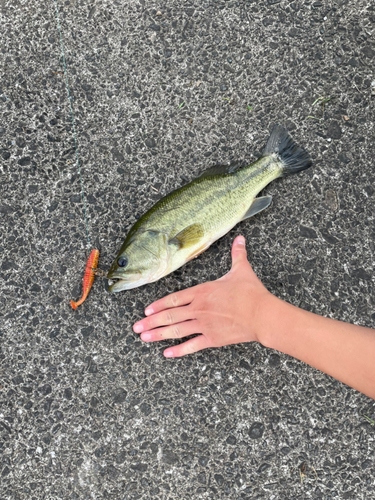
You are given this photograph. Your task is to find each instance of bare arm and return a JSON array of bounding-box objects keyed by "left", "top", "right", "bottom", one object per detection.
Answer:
[
  {"left": 133, "top": 236, "right": 375, "bottom": 400},
  {"left": 259, "top": 293, "right": 375, "bottom": 399}
]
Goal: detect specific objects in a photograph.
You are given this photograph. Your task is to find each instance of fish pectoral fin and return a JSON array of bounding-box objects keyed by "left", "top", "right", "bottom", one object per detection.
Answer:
[
  {"left": 241, "top": 195, "right": 272, "bottom": 221},
  {"left": 168, "top": 223, "right": 205, "bottom": 249}
]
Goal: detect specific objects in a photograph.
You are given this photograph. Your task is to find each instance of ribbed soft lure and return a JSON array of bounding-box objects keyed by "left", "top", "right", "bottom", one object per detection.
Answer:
[{"left": 71, "top": 249, "right": 100, "bottom": 309}]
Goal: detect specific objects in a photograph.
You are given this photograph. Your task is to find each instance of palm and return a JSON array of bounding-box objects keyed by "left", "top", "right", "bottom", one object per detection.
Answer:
[{"left": 133, "top": 236, "right": 271, "bottom": 357}]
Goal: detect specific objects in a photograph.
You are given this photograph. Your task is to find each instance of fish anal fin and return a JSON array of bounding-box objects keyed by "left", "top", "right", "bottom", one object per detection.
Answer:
[
  {"left": 241, "top": 195, "right": 272, "bottom": 221},
  {"left": 169, "top": 223, "right": 205, "bottom": 249}
]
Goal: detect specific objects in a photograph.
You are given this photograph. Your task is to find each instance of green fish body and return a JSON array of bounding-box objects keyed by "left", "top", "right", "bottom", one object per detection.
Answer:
[{"left": 107, "top": 125, "right": 312, "bottom": 292}]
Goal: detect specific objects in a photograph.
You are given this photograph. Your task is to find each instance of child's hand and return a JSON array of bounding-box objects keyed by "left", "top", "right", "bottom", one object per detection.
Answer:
[
  {"left": 133, "top": 235, "right": 273, "bottom": 357},
  {"left": 133, "top": 235, "right": 375, "bottom": 399}
]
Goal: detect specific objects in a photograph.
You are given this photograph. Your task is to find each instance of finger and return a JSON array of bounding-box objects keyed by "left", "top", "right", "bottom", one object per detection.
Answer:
[
  {"left": 164, "top": 335, "right": 212, "bottom": 358},
  {"left": 140, "top": 320, "right": 200, "bottom": 342},
  {"left": 218, "top": 235, "right": 250, "bottom": 282},
  {"left": 133, "top": 305, "right": 194, "bottom": 333},
  {"left": 144, "top": 288, "right": 195, "bottom": 316},
  {"left": 231, "top": 235, "right": 248, "bottom": 269}
]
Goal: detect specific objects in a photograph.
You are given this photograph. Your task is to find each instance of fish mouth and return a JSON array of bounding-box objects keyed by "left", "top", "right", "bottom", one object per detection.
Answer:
[
  {"left": 105, "top": 271, "right": 142, "bottom": 293},
  {"left": 106, "top": 278, "right": 130, "bottom": 293}
]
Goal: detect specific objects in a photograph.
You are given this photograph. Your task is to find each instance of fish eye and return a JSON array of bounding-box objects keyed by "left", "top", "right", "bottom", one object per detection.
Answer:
[{"left": 117, "top": 257, "right": 128, "bottom": 267}]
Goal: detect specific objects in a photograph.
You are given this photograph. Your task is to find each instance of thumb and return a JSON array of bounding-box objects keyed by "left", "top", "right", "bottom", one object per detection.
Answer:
[{"left": 231, "top": 235, "right": 249, "bottom": 269}]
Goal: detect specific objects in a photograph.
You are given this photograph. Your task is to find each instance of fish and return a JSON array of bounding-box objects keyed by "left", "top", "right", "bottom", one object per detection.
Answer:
[
  {"left": 71, "top": 249, "right": 100, "bottom": 308},
  {"left": 107, "top": 125, "right": 312, "bottom": 292}
]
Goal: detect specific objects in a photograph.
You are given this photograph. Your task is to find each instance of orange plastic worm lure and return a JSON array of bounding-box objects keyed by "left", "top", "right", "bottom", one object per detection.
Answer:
[{"left": 70, "top": 249, "right": 99, "bottom": 309}]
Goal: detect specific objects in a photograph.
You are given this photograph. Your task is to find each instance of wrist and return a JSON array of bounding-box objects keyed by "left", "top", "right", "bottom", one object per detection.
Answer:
[{"left": 254, "top": 293, "right": 291, "bottom": 349}]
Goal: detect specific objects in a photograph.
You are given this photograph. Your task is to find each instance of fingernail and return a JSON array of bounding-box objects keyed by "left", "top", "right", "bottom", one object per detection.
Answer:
[
  {"left": 133, "top": 323, "right": 143, "bottom": 333},
  {"left": 237, "top": 235, "right": 245, "bottom": 245},
  {"left": 164, "top": 350, "right": 174, "bottom": 358},
  {"left": 141, "top": 332, "right": 152, "bottom": 341},
  {"left": 145, "top": 307, "right": 153, "bottom": 316}
]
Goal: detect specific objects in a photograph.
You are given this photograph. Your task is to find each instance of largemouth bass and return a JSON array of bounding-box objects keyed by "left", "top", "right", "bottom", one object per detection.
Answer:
[{"left": 107, "top": 125, "right": 312, "bottom": 292}]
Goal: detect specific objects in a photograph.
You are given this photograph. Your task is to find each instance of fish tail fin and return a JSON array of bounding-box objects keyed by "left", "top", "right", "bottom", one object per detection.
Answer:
[{"left": 263, "top": 124, "right": 312, "bottom": 176}]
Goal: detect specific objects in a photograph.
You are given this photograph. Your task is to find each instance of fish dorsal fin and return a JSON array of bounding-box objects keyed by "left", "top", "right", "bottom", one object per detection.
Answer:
[
  {"left": 168, "top": 223, "right": 204, "bottom": 249},
  {"left": 241, "top": 195, "right": 272, "bottom": 221},
  {"left": 198, "top": 161, "right": 244, "bottom": 179}
]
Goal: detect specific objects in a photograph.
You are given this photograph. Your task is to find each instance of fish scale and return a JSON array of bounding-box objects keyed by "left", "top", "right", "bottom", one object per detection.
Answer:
[
  {"left": 129, "top": 158, "right": 279, "bottom": 239},
  {"left": 107, "top": 125, "right": 312, "bottom": 292}
]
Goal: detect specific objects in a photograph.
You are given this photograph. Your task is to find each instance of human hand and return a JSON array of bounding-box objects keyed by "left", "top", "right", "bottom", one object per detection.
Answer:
[{"left": 133, "top": 235, "right": 274, "bottom": 357}]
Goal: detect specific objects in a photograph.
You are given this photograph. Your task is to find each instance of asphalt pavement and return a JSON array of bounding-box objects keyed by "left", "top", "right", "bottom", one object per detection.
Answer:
[{"left": 0, "top": 0, "right": 374, "bottom": 499}]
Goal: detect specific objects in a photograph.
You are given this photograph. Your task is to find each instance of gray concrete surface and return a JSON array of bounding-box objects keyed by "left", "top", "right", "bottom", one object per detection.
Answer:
[{"left": 1, "top": 0, "right": 375, "bottom": 498}]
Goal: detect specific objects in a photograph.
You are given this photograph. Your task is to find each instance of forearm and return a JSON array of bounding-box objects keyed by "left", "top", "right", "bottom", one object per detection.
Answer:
[
  {"left": 258, "top": 296, "right": 375, "bottom": 399},
  {"left": 133, "top": 236, "right": 375, "bottom": 396}
]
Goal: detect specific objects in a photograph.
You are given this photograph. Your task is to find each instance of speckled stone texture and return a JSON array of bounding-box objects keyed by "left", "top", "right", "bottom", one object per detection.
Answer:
[{"left": 1, "top": 0, "right": 374, "bottom": 499}]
